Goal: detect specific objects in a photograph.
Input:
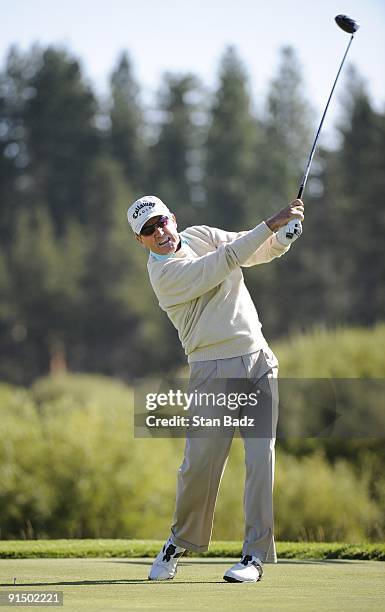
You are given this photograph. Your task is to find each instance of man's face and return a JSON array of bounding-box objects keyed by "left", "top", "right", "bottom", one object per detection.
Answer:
[{"left": 136, "top": 214, "right": 179, "bottom": 255}]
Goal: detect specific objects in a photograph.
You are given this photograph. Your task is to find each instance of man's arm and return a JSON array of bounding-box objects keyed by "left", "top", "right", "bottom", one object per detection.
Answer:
[
  {"left": 150, "top": 200, "right": 305, "bottom": 308},
  {"left": 201, "top": 199, "right": 305, "bottom": 267},
  {"left": 204, "top": 225, "right": 289, "bottom": 267},
  {"left": 150, "top": 223, "right": 272, "bottom": 308}
]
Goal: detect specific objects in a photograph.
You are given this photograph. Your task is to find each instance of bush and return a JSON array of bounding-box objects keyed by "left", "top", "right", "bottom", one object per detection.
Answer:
[
  {"left": 273, "top": 323, "right": 385, "bottom": 377},
  {"left": 274, "top": 450, "right": 383, "bottom": 541},
  {"left": 211, "top": 441, "right": 384, "bottom": 542},
  {"left": 1, "top": 320, "right": 385, "bottom": 543},
  {"left": 0, "top": 376, "right": 180, "bottom": 539}
]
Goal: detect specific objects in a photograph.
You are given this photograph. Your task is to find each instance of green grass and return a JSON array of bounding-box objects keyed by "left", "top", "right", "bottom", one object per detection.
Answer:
[
  {"left": 0, "top": 557, "right": 384, "bottom": 611},
  {"left": 0, "top": 540, "right": 384, "bottom": 560}
]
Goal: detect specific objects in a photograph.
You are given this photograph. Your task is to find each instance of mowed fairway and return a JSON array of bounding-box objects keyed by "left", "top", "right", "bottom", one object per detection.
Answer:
[{"left": 0, "top": 558, "right": 384, "bottom": 611}]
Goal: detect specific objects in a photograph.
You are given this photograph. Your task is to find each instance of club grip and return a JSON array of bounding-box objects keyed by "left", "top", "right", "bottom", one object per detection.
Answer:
[{"left": 297, "top": 185, "right": 304, "bottom": 200}]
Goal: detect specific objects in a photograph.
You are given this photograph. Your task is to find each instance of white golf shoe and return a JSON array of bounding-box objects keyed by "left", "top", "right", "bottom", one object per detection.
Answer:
[
  {"left": 223, "top": 555, "right": 264, "bottom": 583},
  {"left": 148, "top": 538, "right": 185, "bottom": 580}
]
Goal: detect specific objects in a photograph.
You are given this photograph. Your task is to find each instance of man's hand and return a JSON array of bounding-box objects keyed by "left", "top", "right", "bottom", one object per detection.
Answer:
[{"left": 265, "top": 199, "right": 304, "bottom": 232}]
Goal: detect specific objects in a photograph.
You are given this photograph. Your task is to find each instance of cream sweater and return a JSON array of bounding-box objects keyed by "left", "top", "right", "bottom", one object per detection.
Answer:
[{"left": 147, "top": 222, "right": 290, "bottom": 363}]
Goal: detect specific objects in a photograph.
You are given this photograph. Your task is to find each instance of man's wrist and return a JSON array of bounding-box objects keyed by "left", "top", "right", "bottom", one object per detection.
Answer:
[{"left": 265, "top": 217, "right": 279, "bottom": 232}]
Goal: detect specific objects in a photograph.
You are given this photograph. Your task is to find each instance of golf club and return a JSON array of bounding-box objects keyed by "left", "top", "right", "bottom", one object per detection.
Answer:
[{"left": 297, "top": 14, "right": 360, "bottom": 200}]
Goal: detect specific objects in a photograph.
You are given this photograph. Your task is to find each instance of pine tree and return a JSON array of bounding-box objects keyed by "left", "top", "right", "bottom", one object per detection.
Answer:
[
  {"left": 80, "top": 156, "right": 184, "bottom": 377},
  {"left": 332, "top": 67, "right": 385, "bottom": 324},
  {"left": 257, "top": 46, "right": 313, "bottom": 212},
  {"left": 147, "top": 72, "right": 203, "bottom": 226},
  {"left": 244, "top": 46, "right": 315, "bottom": 338},
  {"left": 205, "top": 46, "right": 258, "bottom": 230},
  {"left": 0, "top": 46, "right": 41, "bottom": 244},
  {"left": 5, "top": 205, "right": 87, "bottom": 383},
  {"left": 22, "top": 46, "right": 100, "bottom": 233},
  {"left": 109, "top": 52, "right": 145, "bottom": 190}
]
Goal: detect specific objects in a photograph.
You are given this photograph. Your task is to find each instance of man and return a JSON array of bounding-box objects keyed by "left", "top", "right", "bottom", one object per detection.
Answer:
[{"left": 127, "top": 195, "right": 304, "bottom": 583}]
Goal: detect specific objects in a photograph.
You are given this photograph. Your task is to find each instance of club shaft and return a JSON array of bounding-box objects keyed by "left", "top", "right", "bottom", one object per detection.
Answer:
[{"left": 297, "top": 34, "right": 354, "bottom": 199}]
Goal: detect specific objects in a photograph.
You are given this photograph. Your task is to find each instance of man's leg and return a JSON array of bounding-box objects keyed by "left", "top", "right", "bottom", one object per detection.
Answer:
[
  {"left": 149, "top": 358, "right": 234, "bottom": 579},
  {"left": 241, "top": 348, "right": 279, "bottom": 563},
  {"left": 242, "top": 436, "right": 277, "bottom": 562},
  {"left": 149, "top": 432, "right": 233, "bottom": 580},
  {"left": 171, "top": 433, "right": 233, "bottom": 551},
  {"left": 223, "top": 347, "right": 279, "bottom": 582}
]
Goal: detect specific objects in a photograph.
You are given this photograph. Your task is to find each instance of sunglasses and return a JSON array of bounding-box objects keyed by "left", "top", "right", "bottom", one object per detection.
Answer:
[{"left": 140, "top": 216, "right": 170, "bottom": 236}]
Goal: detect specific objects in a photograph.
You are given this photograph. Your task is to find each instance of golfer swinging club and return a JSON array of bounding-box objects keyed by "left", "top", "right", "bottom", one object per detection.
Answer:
[{"left": 127, "top": 195, "right": 304, "bottom": 583}]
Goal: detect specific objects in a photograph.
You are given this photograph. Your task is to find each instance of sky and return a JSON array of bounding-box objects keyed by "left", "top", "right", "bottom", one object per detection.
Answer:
[{"left": 2, "top": 0, "right": 385, "bottom": 142}]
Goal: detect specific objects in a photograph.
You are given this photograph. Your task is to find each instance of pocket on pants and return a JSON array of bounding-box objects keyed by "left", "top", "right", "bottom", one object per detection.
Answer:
[
  {"left": 189, "top": 359, "right": 218, "bottom": 382},
  {"left": 262, "top": 345, "right": 279, "bottom": 374}
]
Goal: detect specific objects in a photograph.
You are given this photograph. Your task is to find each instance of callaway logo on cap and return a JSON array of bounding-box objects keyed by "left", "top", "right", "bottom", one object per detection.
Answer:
[{"left": 127, "top": 195, "right": 171, "bottom": 234}]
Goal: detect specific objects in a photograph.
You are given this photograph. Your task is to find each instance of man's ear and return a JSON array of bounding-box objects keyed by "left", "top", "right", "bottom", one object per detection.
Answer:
[{"left": 135, "top": 234, "right": 145, "bottom": 247}]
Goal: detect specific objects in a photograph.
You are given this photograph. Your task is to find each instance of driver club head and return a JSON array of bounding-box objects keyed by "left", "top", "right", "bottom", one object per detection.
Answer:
[{"left": 335, "top": 14, "right": 360, "bottom": 34}]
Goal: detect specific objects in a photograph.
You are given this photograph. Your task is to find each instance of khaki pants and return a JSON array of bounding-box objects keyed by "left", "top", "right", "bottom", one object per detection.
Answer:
[{"left": 170, "top": 346, "right": 279, "bottom": 563}]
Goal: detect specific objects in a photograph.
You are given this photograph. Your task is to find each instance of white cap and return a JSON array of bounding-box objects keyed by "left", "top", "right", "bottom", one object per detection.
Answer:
[{"left": 127, "top": 195, "right": 171, "bottom": 234}]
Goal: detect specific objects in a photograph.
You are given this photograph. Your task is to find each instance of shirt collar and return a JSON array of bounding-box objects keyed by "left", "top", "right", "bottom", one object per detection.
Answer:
[{"left": 150, "top": 237, "right": 188, "bottom": 261}]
